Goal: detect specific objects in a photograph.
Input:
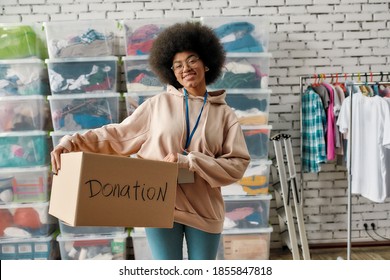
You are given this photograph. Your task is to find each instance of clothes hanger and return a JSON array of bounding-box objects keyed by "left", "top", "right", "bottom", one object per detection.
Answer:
[
  {"left": 311, "top": 74, "right": 320, "bottom": 87},
  {"left": 377, "top": 72, "right": 387, "bottom": 96},
  {"left": 321, "top": 74, "right": 326, "bottom": 84},
  {"left": 319, "top": 74, "right": 326, "bottom": 85},
  {"left": 332, "top": 73, "right": 347, "bottom": 92},
  {"left": 344, "top": 73, "right": 355, "bottom": 97},
  {"left": 380, "top": 72, "right": 390, "bottom": 97},
  {"left": 358, "top": 72, "right": 369, "bottom": 96},
  {"left": 370, "top": 72, "right": 379, "bottom": 96},
  {"left": 364, "top": 73, "right": 374, "bottom": 97}
]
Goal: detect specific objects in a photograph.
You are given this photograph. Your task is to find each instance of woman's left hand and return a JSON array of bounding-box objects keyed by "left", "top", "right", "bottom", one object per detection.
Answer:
[{"left": 163, "top": 153, "right": 178, "bottom": 163}]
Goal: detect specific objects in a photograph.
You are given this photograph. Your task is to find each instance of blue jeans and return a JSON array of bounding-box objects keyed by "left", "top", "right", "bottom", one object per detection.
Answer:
[{"left": 145, "top": 222, "right": 221, "bottom": 260}]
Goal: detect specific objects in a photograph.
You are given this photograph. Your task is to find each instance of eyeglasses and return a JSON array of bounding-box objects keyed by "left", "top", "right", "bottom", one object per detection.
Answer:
[{"left": 171, "top": 55, "right": 200, "bottom": 74}]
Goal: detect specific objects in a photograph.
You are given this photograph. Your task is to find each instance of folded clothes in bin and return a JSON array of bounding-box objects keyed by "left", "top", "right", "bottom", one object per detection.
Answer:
[
  {"left": 49, "top": 93, "right": 120, "bottom": 131},
  {"left": 0, "top": 131, "right": 49, "bottom": 168},
  {"left": 226, "top": 93, "right": 268, "bottom": 125},
  {"left": 239, "top": 175, "right": 268, "bottom": 195},
  {"left": 126, "top": 24, "right": 162, "bottom": 55},
  {"left": 50, "top": 29, "right": 115, "bottom": 58},
  {"left": 0, "top": 96, "right": 46, "bottom": 132},
  {"left": 46, "top": 56, "right": 118, "bottom": 94},
  {"left": 123, "top": 56, "right": 165, "bottom": 91},
  {"left": 52, "top": 98, "right": 113, "bottom": 130},
  {"left": 59, "top": 29, "right": 110, "bottom": 56},
  {"left": 210, "top": 60, "right": 263, "bottom": 89},
  {"left": 0, "top": 176, "right": 13, "bottom": 203},
  {"left": 0, "top": 201, "right": 57, "bottom": 239},
  {"left": 222, "top": 160, "right": 271, "bottom": 196},
  {"left": 214, "top": 21, "right": 263, "bottom": 53},
  {"left": 126, "top": 68, "right": 163, "bottom": 91},
  {"left": 0, "top": 59, "right": 49, "bottom": 96},
  {"left": 48, "top": 63, "right": 115, "bottom": 94},
  {"left": 223, "top": 195, "right": 271, "bottom": 230},
  {"left": 243, "top": 129, "right": 270, "bottom": 159},
  {"left": 57, "top": 233, "right": 128, "bottom": 260}
]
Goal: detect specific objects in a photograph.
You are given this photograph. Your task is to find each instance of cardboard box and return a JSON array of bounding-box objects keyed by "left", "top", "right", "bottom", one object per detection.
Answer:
[{"left": 49, "top": 152, "right": 178, "bottom": 228}]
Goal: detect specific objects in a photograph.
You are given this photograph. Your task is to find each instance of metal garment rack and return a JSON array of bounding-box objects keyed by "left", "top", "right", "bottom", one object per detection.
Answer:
[{"left": 299, "top": 72, "right": 390, "bottom": 260}]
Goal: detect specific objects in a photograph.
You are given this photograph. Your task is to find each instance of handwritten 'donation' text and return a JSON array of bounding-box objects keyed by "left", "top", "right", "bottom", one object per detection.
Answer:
[{"left": 85, "top": 179, "right": 169, "bottom": 201}]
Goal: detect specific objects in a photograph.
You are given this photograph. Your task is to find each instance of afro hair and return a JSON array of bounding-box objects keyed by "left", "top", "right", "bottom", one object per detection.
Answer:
[{"left": 148, "top": 21, "right": 226, "bottom": 89}]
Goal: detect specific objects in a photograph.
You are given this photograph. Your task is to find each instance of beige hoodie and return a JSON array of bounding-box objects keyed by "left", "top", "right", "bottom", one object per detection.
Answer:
[{"left": 58, "top": 85, "right": 250, "bottom": 233}]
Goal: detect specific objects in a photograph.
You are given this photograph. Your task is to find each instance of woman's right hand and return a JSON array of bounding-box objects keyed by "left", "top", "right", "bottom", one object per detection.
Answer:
[{"left": 50, "top": 146, "right": 70, "bottom": 174}]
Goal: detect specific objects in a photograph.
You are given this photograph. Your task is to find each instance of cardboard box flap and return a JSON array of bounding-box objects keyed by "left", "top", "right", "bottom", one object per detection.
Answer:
[{"left": 49, "top": 152, "right": 178, "bottom": 228}]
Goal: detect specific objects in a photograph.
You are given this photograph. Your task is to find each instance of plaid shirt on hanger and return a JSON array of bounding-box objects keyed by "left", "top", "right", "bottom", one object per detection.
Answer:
[{"left": 302, "top": 87, "right": 327, "bottom": 173}]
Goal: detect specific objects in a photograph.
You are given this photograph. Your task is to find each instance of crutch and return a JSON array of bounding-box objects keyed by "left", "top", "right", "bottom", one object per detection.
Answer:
[{"left": 271, "top": 133, "right": 311, "bottom": 260}]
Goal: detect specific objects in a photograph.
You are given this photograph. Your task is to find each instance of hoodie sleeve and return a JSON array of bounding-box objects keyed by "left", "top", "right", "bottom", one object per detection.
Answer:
[
  {"left": 177, "top": 121, "right": 250, "bottom": 188},
  {"left": 57, "top": 99, "right": 151, "bottom": 156}
]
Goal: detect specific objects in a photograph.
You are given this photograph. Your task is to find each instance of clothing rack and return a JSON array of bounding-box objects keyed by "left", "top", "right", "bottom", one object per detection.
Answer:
[{"left": 299, "top": 72, "right": 390, "bottom": 260}]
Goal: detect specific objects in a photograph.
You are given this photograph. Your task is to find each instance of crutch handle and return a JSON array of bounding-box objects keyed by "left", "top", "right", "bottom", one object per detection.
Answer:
[{"left": 270, "top": 133, "right": 291, "bottom": 141}]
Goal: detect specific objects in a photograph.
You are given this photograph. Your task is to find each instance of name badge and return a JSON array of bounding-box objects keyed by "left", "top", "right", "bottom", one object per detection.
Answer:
[{"left": 178, "top": 168, "right": 195, "bottom": 184}]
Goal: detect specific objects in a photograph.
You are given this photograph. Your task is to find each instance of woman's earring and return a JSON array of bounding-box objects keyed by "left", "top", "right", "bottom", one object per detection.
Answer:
[{"left": 205, "top": 66, "right": 209, "bottom": 72}]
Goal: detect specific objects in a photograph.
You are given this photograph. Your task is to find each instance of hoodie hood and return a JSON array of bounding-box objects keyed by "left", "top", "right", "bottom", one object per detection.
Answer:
[{"left": 167, "top": 85, "right": 226, "bottom": 105}]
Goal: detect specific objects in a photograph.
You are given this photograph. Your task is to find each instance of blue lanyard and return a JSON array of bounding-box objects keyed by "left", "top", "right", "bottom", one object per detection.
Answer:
[{"left": 183, "top": 88, "right": 208, "bottom": 154}]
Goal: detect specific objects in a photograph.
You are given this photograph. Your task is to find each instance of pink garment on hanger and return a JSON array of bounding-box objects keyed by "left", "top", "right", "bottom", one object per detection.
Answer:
[{"left": 322, "top": 83, "right": 335, "bottom": 161}]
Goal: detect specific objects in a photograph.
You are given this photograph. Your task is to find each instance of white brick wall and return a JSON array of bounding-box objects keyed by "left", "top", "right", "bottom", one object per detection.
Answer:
[
  {"left": 19, "top": 0, "right": 45, "bottom": 4},
  {"left": 1, "top": 0, "right": 389, "bottom": 250},
  {"left": 4, "top": 5, "right": 31, "bottom": 14},
  {"left": 61, "top": 4, "right": 88, "bottom": 13}
]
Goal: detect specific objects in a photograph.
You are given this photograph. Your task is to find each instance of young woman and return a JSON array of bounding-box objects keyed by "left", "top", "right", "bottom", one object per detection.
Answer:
[{"left": 50, "top": 21, "right": 250, "bottom": 260}]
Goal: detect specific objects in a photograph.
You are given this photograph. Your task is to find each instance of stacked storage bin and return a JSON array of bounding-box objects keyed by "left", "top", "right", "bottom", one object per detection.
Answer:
[
  {"left": 202, "top": 16, "right": 273, "bottom": 260},
  {"left": 43, "top": 20, "right": 127, "bottom": 260},
  {"left": 0, "top": 23, "right": 59, "bottom": 259}
]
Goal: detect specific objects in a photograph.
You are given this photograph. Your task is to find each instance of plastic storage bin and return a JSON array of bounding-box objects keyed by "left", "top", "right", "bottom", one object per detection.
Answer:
[
  {"left": 130, "top": 228, "right": 188, "bottom": 260},
  {"left": 59, "top": 220, "right": 125, "bottom": 237},
  {"left": 0, "top": 201, "right": 57, "bottom": 239},
  {"left": 0, "top": 233, "right": 59, "bottom": 260},
  {"left": 43, "top": 20, "right": 119, "bottom": 59},
  {"left": 0, "top": 176, "right": 13, "bottom": 204},
  {"left": 46, "top": 56, "right": 118, "bottom": 94},
  {"left": 0, "top": 58, "right": 49, "bottom": 96},
  {"left": 0, "top": 130, "right": 49, "bottom": 168},
  {"left": 124, "top": 91, "right": 158, "bottom": 116},
  {"left": 201, "top": 16, "right": 270, "bottom": 53},
  {"left": 122, "top": 18, "right": 188, "bottom": 56},
  {"left": 217, "top": 226, "right": 273, "bottom": 260},
  {"left": 222, "top": 160, "right": 272, "bottom": 196},
  {"left": 225, "top": 89, "right": 271, "bottom": 125},
  {"left": 242, "top": 125, "right": 272, "bottom": 160},
  {"left": 123, "top": 56, "right": 165, "bottom": 92},
  {"left": 48, "top": 93, "right": 120, "bottom": 131},
  {"left": 223, "top": 194, "right": 272, "bottom": 231},
  {"left": 0, "top": 95, "right": 47, "bottom": 132},
  {"left": 129, "top": 230, "right": 152, "bottom": 260},
  {"left": 0, "top": 23, "right": 47, "bottom": 59},
  {"left": 50, "top": 130, "right": 71, "bottom": 148},
  {"left": 209, "top": 53, "right": 271, "bottom": 90},
  {"left": 57, "top": 232, "right": 128, "bottom": 260},
  {"left": 0, "top": 166, "right": 51, "bottom": 204}
]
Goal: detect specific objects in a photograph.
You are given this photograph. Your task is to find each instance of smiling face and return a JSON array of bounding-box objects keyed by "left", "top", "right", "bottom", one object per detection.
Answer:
[{"left": 172, "top": 51, "right": 207, "bottom": 96}]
